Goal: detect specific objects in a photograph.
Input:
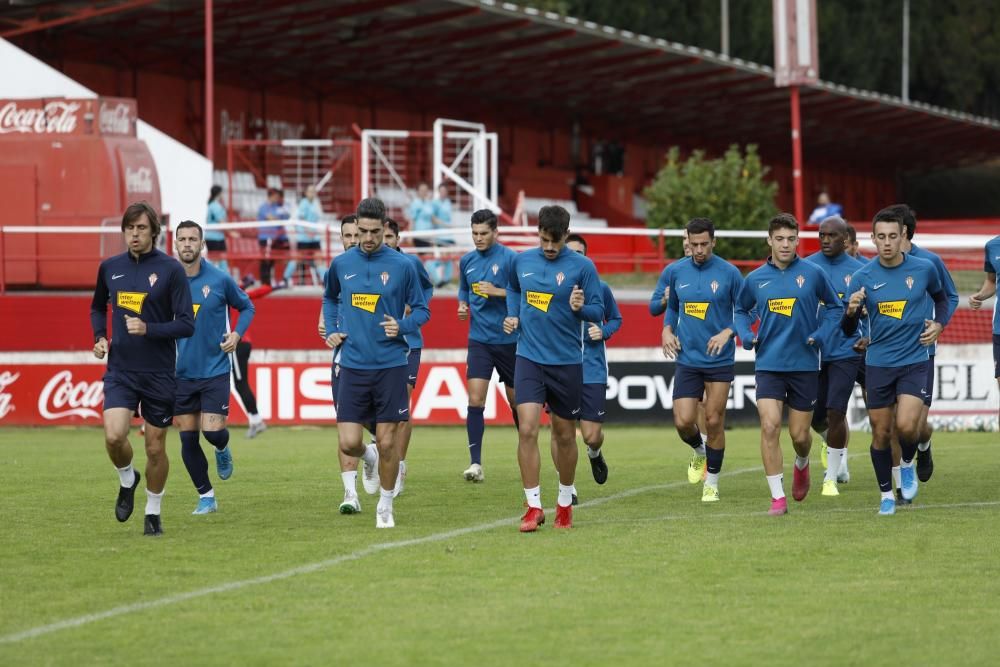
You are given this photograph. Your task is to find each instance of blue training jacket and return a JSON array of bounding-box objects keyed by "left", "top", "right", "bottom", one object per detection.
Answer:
[
  {"left": 663, "top": 254, "right": 744, "bottom": 368},
  {"left": 986, "top": 236, "right": 1000, "bottom": 335},
  {"left": 583, "top": 281, "right": 623, "bottom": 384},
  {"left": 396, "top": 248, "right": 434, "bottom": 350},
  {"left": 804, "top": 250, "right": 866, "bottom": 361},
  {"left": 458, "top": 242, "right": 519, "bottom": 345},
  {"left": 323, "top": 245, "right": 430, "bottom": 370},
  {"left": 908, "top": 243, "right": 959, "bottom": 356},
  {"left": 176, "top": 261, "right": 254, "bottom": 380},
  {"left": 734, "top": 256, "right": 843, "bottom": 372},
  {"left": 90, "top": 248, "right": 194, "bottom": 373},
  {"left": 506, "top": 246, "right": 604, "bottom": 366}
]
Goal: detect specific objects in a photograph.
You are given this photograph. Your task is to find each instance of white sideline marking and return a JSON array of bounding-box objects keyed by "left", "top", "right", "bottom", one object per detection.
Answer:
[{"left": 0, "top": 465, "right": 765, "bottom": 645}]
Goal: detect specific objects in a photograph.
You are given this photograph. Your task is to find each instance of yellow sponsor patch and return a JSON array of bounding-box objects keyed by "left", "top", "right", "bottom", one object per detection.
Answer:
[
  {"left": 351, "top": 293, "right": 380, "bottom": 313},
  {"left": 116, "top": 291, "right": 147, "bottom": 315},
  {"left": 767, "top": 297, "right": 796, "bottom": 317},
  {"left": 683, "top": 302, "right": 709, "bottom": 320},
  {"left": 877, "top": 300, "right": 906, "bottom": 319},
  {"left": 192, "top": 304, "right": 201, "bottom": 318},
  {"left": 472, "top": 282, "right": 488, "bottom": 299},
  {"left": 526, "top": 291, "right": 553, "bottom": 312}
]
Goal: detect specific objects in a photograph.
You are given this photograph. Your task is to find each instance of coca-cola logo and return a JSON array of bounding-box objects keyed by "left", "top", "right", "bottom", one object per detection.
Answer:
[
  {"left": 38, "top": 370, "right": 103, "bottom": 420},
  {"left": 0, "top": 101, "right": 80, "bottom": 134},
  {"left": 99, "top": 102, "right": 132, "bottom": 134},
  {"left": 0, "top": 370, "right": 19, "bottom": 420},
  {"left": 126, "top": 166, "right": 153, "bottom": 194}
]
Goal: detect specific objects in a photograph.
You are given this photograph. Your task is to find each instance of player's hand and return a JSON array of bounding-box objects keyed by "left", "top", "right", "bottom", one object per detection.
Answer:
[
  {"left": 124, "top": 315, "right": 146, "bottom": 336},
  {"left": 846, "top": 287, "right": 866, "bottom": 316},
  {"left": 806, "top": 337, "right": 816, "bottom": 347},
  {"left": 325, "top": 332, "right": 347, "bottom": 348},
  {"left": 457, "top": 301, "right": 469, "bottom": 321},
  {"left": 969, "top": 293, "right": 985, "bottom": 310},
  {"left": 661, "top": 328, "right": 681, "bottom": 360},
  {"left": 379, "top": 314, "right": 400, "bottom": 338},
  {"left": 503, "top": 317, "right": 519, "bottom": 334},
  {"left": 660, "top": 293, "right": 668, "bottom": 307},
  {"left": 706, "top": 329, "right": 733, "bottom": 356},
  {"left": 478, "top": 281, "right": 497, "bottom": 297},
  {"left": 853, "top": 336, "right": 871, "bottom": 353},
  {"left": 318, "top": 318, "right": 326, "bottom": 338},
  {"left": 920, "top": 319, "right": 943, "bottom": 346},
  {"left": 587, "top": 323, "right": 603, "bottom": 341},
  {"left": 93, "top": 337, "right": 108, "bottom": 359},
  {"left": 220, "top": 332, "right": 240, "bottom": 353},
  {"left": 569, "top": 284, "right": 584, "bottom": 311}
]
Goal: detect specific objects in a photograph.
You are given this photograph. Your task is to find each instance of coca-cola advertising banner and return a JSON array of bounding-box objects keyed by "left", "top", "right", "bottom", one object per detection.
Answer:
[{"left": 0, "top": 97, "right": 136, "bottom": 138}]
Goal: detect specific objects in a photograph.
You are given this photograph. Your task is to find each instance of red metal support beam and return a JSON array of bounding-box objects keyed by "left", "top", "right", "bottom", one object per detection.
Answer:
[
  {"left": 0, "top": 0, "right": 159, "bottom": 38},
  {"left": 790, "top": 86, "right": 805, "bottom": 224},
  {"left": 205, "top": 0, "right": 214, "bottom": 164}
]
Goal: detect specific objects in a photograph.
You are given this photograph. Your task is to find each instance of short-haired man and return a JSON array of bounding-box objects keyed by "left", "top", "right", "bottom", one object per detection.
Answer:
[
  {"left": 90, "top": 202, "right": 195, "bottom": 535},
  {"left": 842, "top": 208, "right": 952, "bottom": 515},
  {"left": 969, "top": 233, "right": 1000, "bottom": 426},
  {"left": 804, "top": 216, "right": 866, "bottom": 496},
  {"left": 735, "top": 213, "right": 843, "bottom": 516},
  {"left": 661, "top": 218, "right": 743, "bottom": 502},
  {"left": 256, "top": 188, "right": 290, "bottom": 286},
  {"left": 173, "top": 221, "right": 255, "bottom": 515},
  {"left": 323, "top": 198, "right": 430, "bottom": 528},
  {"left": 457, "top": 209, "right": 519, "bottom": 482},
  {"left": 845, "top": 224, "right": 862, "bottom": 259},
  {"left": 383, "top": 217, "right": 434, "bottom": 495},
  {"left": 504, "top": 205, "right": 604, "bottom": 531}
]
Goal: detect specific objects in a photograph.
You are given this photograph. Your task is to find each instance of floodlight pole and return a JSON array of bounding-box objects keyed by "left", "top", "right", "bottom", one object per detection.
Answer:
[
  {"left": 205, "top": 0, "right": 215, "bottom": 163},
  {"left": 790, "top": 85, "right": 804, "bottom": 224},
  {"left": 902, "top": 0, "right": 910, "bottom": 103}
]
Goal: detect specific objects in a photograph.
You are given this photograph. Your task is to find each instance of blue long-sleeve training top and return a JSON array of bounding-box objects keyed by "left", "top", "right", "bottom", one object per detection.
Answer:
[
  {"left": 734, "top": 256, "right": 843, "bottom": 372},
  {"left": 804, "top": 250, "right": 866, "bottom": 361},
  {"left": 986, "top": 236, "right": 1000, "bottom": 335},
  {"left": 908, "top": 243, "right": 959, "bottom": 356},
  {"left": 649, "top": 263, "right": 672, "bottom": 316},
  {"left": 176, "top": 261, "right": 254, "bottom": 380},
  {"left": 662, "top": 254, "right": 744, "bottom": 368},
  {"left": 90, "top": 248, "right": 194, "bottom": 373},
  {"left": 323, "top": 245, "right": 431, "bottom": 370},
  {"left": 506, "top": 246, "right": 604, "bottom": 366},
  {"left": 458, "top": 242, "right": 519, "bottom": 345},
  {"left": 396, "top": 248, "right": 434, "bottom": 350},
  {"left": 583, "top": 281, "right": 622, "bottom": 384},
  {"left": 842, "top": 253, "right": 950, "bottom": 368}
]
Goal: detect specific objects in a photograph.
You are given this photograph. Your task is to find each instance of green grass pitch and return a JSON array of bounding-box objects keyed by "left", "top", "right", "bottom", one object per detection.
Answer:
[{"left": 1, "top": 426, "right": 998, "bottom": 665}]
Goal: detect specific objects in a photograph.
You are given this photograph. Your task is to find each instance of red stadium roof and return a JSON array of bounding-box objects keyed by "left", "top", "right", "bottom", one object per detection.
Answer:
[{"left": 6, "top": 0, "right": 1000, "bottom": 168}]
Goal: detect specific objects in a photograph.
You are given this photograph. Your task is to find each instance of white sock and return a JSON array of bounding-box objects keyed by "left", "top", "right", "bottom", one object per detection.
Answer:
[
  {"left": 794, "top": 455, "right": 809, "bottom": 470},
  {"left": 341, "top": 471, "right": 357, "bottom": 495},
  {"left": 825, "top": 448, "right": 846, "bottom": 482},
  {"left": 145, "top": 489, "right": 164, "bottom": 515},
  {"left": 557, "top": 484, "right": 574, "bottom": 507},
  {"left": 901, "top": 459, "right": 914, "bottom": 469},
  {"left": 199, "top": 489, "right": 215, "bottom": 499},
  {"left": 705, "top": 472, "right": 720, "bottom": 488},
  {"left": 892, "top": 466, "right": 901, "bottom": 489},
  {"left": 882, "top": 490, "right": 895, "bottom": 501},
  {"left": 362, "top": 444, "right": 378, "bottom": 467},
  {"left": 116, "top": 463, "right": 136, "bottom": 488},
  {"left": 377, "top": 487, "right": 394, "bottom": 513},
  {"left": 917, "top": 440, "right": 931, "bottom": 452},
  {"left": 766, "top": 473, "right": 785, "bottom": 499},
  {"left": 586, "top": 446, "right": 601, "bottom": 459},
  {"left": 399, "top": 460, "right": 406, "bottom": 473},
  {"left": 524, "top": 485, "right": 542, "bottom": 509},
  {"left": 695, "top": 444, "right": 707, "bottom": 456},
  {"left": 819, "top": 428, "right": 829, "bottom": 444},
  {"left": 839, "top": 450, "right": 850, "bottom": 474},
  {"left": 248, "top": 413, "right": 262, "bottom": 426}
]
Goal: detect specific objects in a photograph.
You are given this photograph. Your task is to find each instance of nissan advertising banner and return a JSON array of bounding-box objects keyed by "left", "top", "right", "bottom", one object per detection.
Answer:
[{"left": 0, "top": 345, "right": 995, "bottom": 427}]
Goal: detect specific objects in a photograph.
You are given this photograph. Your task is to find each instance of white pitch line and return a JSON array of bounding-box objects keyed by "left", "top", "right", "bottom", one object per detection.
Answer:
[{"left": 0, "top": 465, "right": 765, "bottom": 646}]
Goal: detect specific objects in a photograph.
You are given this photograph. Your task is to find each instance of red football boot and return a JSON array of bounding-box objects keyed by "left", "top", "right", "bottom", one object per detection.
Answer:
[
  {"left": 792, "top": 463, "right": 811, "bottom": 501},
  {"left": 554, "top": 503, "right": 573, "bottom": 529},
  {"left": 519, "top": 507, "right": 545, "bottom": 532}
]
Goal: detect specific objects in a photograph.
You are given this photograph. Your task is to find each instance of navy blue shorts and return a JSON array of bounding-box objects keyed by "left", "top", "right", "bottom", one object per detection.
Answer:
[
  {"left": 407, "top": 348, "right": 422, "bottom": 387},
  {"left": 755, "top": 370, "right": 819, "bottom": 412},
  {"left": 865, "top": 361, "right": 930, "bottom": 410},
  {"left": 923, "top": 355, "right": 935, "bottom": 406},
  {"left": 335, "top": 365, "right": 410, "bottom": 424},
  {"left": 467, "top": 340, "right": 517, "bottom": 385},
  {"left": 672, "top": 363, "right": 735, "bottom": 400},
  {"left": 994, "top": 335, "right": 1000, "bottom": 378},
  {"left": 514, "top": 357, "right": 583, "bottom": 420},
  {"left": 816, "top": 357, "right": 862, "bottom": 414},
  {"left": 175, "top": 373, "right": 231, "bottom": 416},
  {"left": 331, "top": 362, "right": 340, "bottom": 406},
  {"left": 579, "top": 384, "right": 607, "bottom": 422},
  {"left": 856, "top": 362, "right": 867, "bottom": 390},
  {"left": 103, "top": 369, "right": 176, "bottom": 427}
]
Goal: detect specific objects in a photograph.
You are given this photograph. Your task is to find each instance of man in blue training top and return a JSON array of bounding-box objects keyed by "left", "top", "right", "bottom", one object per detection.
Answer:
[
  {"left": 322, "top": 198, "right": 430, "bottom": 529},
  {"left": 90, "top": 202, "right": 195, "bottom": 536},
  {"left": 558, "top": 233, "right": 620, "bottom": 498},
  {"left": 735, "top": 213, "right": 843, "bottom": 516},
  {"left": 892, "top": 204, "right": 959, "bottom": 485},
  {"left": 383, "top": 217, "right": 434, "bottom": 496},
  {"left": 457, "top": 209, "right": 519, "bottom": 483},
  {"left": 842, "top": 207, "right": 952, "bottom": 515},
  {"left": 660, "top": 218, "right": 743, "bottom": 503},
  {"left": 504, "top": 205, "right": 604, "bottom": 532},
  {"left": 173, "top": 221, "right": 255, "bottom": 515},
  {"left": 805, "top": 216, "right": 866, "bottom": 497},
  {"left": 969, "top": 233, "right": 1000, "bottom": 427}
]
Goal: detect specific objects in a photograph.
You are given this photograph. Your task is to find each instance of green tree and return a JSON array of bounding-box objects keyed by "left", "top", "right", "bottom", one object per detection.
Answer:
[{"left": 643, "top": 144, "right": 778, "bottom": 261}]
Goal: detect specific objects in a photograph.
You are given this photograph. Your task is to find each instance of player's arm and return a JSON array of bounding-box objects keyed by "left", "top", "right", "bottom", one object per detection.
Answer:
[
  {"left": 808, "top": 272, "right": 844, "bottom": 348},
  {"left": 937, "top": 259, "right": 960, "bottom": 319},
  {"left": 396, "top": 263, "right": 431, "bottom": 336},
  {"left": 504, "top": 260, "right": 521, "bottom": 333},
  {"left": 322, "top": 265, "right": 343, "bottom": 343},
  {"left": 733, "top": 279, "right": 757, "bottom": 349},
  {"left": 573, "top": 261, "right": 605, "bottom": 322},
  {"left": 145, "top": 266, "right": 195, "bottom": 338},
  {"left": 842, "top": 272, "right": 865, "bottom": 336},
  {"left": 649, "top": 266, "right": 670, "bottom": 316},
  {"left": 90, "top": 263, "right": 111, "bottom": 357},
  {"left": 226, "top": 276, "right": 256, "bottom": 338},
  {"left": 969, "top": 272, "right": 997, "bottom": 309},
  {"left": 600, "top": 285, "right": 623, "bottom": 339}
]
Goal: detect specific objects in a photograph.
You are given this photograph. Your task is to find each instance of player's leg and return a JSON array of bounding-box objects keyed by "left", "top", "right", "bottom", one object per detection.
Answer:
[
  {"left": 514, "top": 358, "right": 545, "bottom": 532},
  {"left": 234, "top": 341, "right": 265, "bottom": 438},
  {"left": 464, "top": 341, "right": 492, "bottom": 481},
  {"left": 103, "top": 401, "right": 140, "bottom": 523},
  {"left": 336, "top": 368, "right": 381, "bottom": 498},
  {"left": 672, "top": 365, "right": 707, "bottom": 484},
  {"left": 331, "top": 362, "right": 361, "bottom": 513},
  {"left": 915, "top": 355, "right": 936, "bottom": 482},
  {"left": 579, "top": 384, "right": 608, "bottom": 485},
  {"left": 546, "top": 363, "right": 584, "bottom": 529},
  {"left": 701, "top": 376, "right": 732, "bottom": 501},
  {"left": 821, "top": 358, "right": 859, "bottom": 496},
  {"left": 812, "top": 363, "right": 831, "bottom": 470},
  {"left": 175, "top": 380, "right": 214, "bottom": 515},
  {"left": 895, "top": 393, "right": 927, "bottom": 503},
  {"left": 786, "top": 371, "right": 818, "bottom": 502},
  {"left": 199, "top": 374, "right": 234, "bottom": 481},
  {"left": 135, "top": 371, "right": 176, "bottom": 535},
  {"left": 394, "top": 383, "right": 415, "bottom": 496},
  {"left": 371, "top": 365, "right": 409, "bottom": 528},
  {"left": 756, "top": 397, "right": 787, "bottom": 515},
  {"left": 866, "top": 365, "right": 898, "bottom": 514}
]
